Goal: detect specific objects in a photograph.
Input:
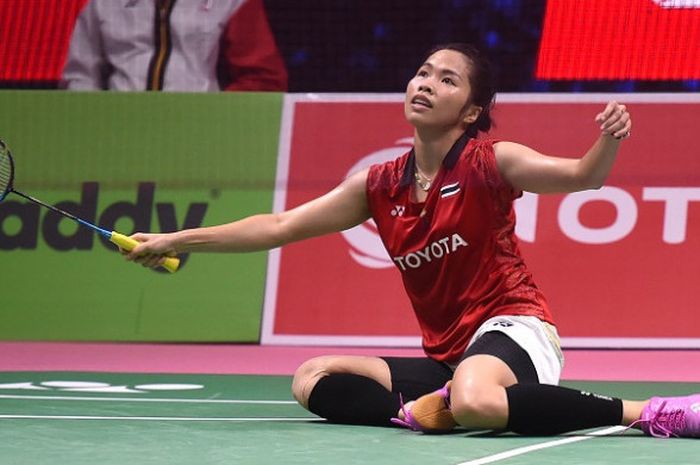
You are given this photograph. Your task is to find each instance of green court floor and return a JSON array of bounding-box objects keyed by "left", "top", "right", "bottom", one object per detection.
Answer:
[{"left": 0, "top": 372, "right": 698, "bottom": 465}]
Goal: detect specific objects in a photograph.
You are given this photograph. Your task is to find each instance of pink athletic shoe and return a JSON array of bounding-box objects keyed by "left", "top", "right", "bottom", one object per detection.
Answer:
[
  {"left": 638, "top": 394, "right": 700, "bottom": 438},
  {"left": 391, "top": 381, "right": 456, "bottom": 433}
]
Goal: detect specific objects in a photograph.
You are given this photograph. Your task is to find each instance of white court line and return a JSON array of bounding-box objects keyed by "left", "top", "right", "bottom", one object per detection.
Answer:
[
  {"left": 0, "top": 394, "right": 297, "bottom": 405},
  {"left": 0, "top": 414, "right": 321, "bottom": 422},
  {"left": 455, "top": 426, "right": 627, "bottom": 465}
]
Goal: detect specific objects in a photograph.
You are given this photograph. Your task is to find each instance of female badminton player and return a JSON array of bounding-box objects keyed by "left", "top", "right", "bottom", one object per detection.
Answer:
[{"left": 126, "top": 43, "right": 698, "bottom": 438}]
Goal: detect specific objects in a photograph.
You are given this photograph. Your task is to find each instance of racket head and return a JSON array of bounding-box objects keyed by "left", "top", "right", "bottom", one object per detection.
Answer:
[{"left": 0, "top": 139, "right": 15, "bottom": 202}]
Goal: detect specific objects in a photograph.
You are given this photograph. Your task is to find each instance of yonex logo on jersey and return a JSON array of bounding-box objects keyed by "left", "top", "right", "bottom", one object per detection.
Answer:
[
  {"left": 691, "top": 402, "right": 700, "bottom": 414},
  {"left": 492, "top": 321, "right": 514, "bottom": 328},
  {"left": 391, "top": 205, "right": 405, "bottom": 217},
  {"left": 392, "top": 233, "right": 469, "bottom": 271}
]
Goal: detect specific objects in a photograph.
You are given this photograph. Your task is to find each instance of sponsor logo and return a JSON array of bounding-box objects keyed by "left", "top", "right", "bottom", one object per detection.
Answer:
[
  {"left": 515, "top": 187, "right": 700, "bottom": 244},
  {"left": 392, "top": 233, "right": 469, "bottom": 271},
  {"left": 580, "top": 391, "right": 614, "bottom": 402},
  {"left": 492, "top": 321, "right": 514, "bottom": 328},
  {"left": 391, "top": 205, "right": 405, "bottom": 217},
  {"left": 0, "top": 182, "right": 208, "bottom": 270}
]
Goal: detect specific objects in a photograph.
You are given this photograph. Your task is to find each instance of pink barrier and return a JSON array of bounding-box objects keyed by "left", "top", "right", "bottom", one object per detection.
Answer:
[{"left": 1, "top": 342, "right": 699, "bottom": 382}]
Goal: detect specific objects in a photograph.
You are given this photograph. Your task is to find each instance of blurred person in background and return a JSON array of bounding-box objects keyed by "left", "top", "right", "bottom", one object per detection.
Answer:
[{"left": 61, "top": 0, "right": 287, "bottom": 91}]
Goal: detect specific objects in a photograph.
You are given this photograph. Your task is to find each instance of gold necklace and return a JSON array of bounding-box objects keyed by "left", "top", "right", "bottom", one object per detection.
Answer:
[{"left": 414, "top": 167, "right": 433, "bottom": 191}]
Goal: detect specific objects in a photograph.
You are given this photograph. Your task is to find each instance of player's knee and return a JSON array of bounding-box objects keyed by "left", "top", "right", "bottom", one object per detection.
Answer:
[
  {"left": 450, "top": 387, "right": 484, "bottom": 424},
  {"left": 291, "top": 356, "right": 335, "bottom": 407},
  {"left": 450, "top": 386, "right": 504, "bottom": 429}
]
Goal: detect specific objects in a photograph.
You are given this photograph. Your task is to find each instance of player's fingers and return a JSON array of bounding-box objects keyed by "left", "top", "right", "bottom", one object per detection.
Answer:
[
  {"left": 134, "top": 253, "right": 158, "bottom": 268},
  {"left": 127, "top": 254, "right": 142, "bottom": 264},
  {"left": 125, "top": 233, "right": 175, "bottom": 264},
  {"left": 603, "top": 105, "right": 630, "bottom": 133},
  {"left": 597, "top": 101, "right": 617, "bottom": 125},
  {"left": 124, "top": 232, "right": 148, "bottom": 258},
  {"left": 603, "top": 113, "right": 626, "bottom": 133},
  {"left": 131, "top": 232, "right": 149, "bottom": 242},
  {"left": 152, "top": 255, "right": 169, "bottom": 269},
  {"left": 127, "top": 243, "right": 149, "bottom": 260},
  {"left": 613, "top": 119, "right": 632, "bottom": 139},
  {"left": 128, "top": 242, "right": 162, "bottom": 262},
  {"left": 132, "top": 236, "right": 167, "bottom": 257},
  {"left": 600, "top": 105, "right": 626, "bottom": 132},
  {"left": 605, "top": 111, "right": 631, "bottom": 138}
]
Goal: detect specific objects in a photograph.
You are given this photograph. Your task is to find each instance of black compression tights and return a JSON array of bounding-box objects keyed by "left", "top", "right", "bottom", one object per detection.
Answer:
[
  {"left": 307, "top": 373, "right": 400, "bottom": 426},
  {"left": 505, "top": 384, "right": 624, "bottom": 435},
  {"left": 305, "top": 374, "right": 624, "bottom": 434}
]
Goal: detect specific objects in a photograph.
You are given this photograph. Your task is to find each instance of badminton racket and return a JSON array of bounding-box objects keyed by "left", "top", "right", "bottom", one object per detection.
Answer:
[{"left": 0, "top": 139, "right": 179, "bottom": 273}]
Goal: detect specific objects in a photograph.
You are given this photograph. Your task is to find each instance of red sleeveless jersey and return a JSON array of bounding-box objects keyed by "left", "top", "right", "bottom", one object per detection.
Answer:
[{"left": 366, "top": 135, "right": 555, "bottom": 364}]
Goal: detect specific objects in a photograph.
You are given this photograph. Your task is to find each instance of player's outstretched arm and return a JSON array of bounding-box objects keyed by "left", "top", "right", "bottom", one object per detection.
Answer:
[
  {"left": 126, "top": 169, "right": 371, "bottom": 267},
  {"left": 494, "top": 101, "right": 632, "bottom": 194}
]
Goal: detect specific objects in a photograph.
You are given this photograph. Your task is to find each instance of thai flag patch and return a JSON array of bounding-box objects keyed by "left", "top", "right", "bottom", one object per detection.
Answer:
[{"left": 440, "top": 182, "right": 460, "bottom": 198}]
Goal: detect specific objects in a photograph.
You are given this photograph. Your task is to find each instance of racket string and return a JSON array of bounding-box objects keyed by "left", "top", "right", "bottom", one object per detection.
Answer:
[{"left": 0, "top": 141, "right": 14, "bottom": 195}]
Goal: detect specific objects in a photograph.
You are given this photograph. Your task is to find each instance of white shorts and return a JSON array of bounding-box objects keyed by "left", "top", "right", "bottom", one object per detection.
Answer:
[{"left": 466, "top": 315, "right": 564, "bottom": 385}]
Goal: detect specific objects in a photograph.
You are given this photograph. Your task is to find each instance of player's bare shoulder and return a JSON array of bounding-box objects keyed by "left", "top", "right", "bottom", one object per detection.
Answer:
[{"left": 492, "top": 140, "right": 524, "bottom": 171}]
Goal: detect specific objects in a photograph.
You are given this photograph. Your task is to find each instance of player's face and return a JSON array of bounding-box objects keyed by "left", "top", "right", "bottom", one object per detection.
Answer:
[{"left": 405, "top": 49, "right": 479, "bottom": 132}]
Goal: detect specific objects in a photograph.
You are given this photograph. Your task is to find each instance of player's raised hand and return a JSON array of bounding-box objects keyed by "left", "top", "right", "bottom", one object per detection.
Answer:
[{"left": 595, "top": 101, "right": 631, "bottom": 140}]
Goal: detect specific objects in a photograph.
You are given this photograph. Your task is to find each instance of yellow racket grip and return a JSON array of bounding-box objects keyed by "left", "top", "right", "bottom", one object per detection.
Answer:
[{"left": 110, "top": 231, "right": 180, "bottom": 273}]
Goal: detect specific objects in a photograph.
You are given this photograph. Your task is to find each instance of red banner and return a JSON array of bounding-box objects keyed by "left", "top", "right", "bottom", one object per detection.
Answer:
[
  {"left": 0, "top": 0, "right": 87, "bottom": 81},
  {"left": 537, "top": 0, "right": 700, "bottom": 80},
  {"left": 262, "top": 94, "right": 700, "bottom": 348}
]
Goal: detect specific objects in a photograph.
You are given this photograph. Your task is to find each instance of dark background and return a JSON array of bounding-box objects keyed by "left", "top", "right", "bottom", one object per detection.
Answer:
[
  {"left": 265, "top": 0, "right": 698, "bottom": 92},
  {"left": 1, "top": 0, "right": 698, "bottom": 92}
]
